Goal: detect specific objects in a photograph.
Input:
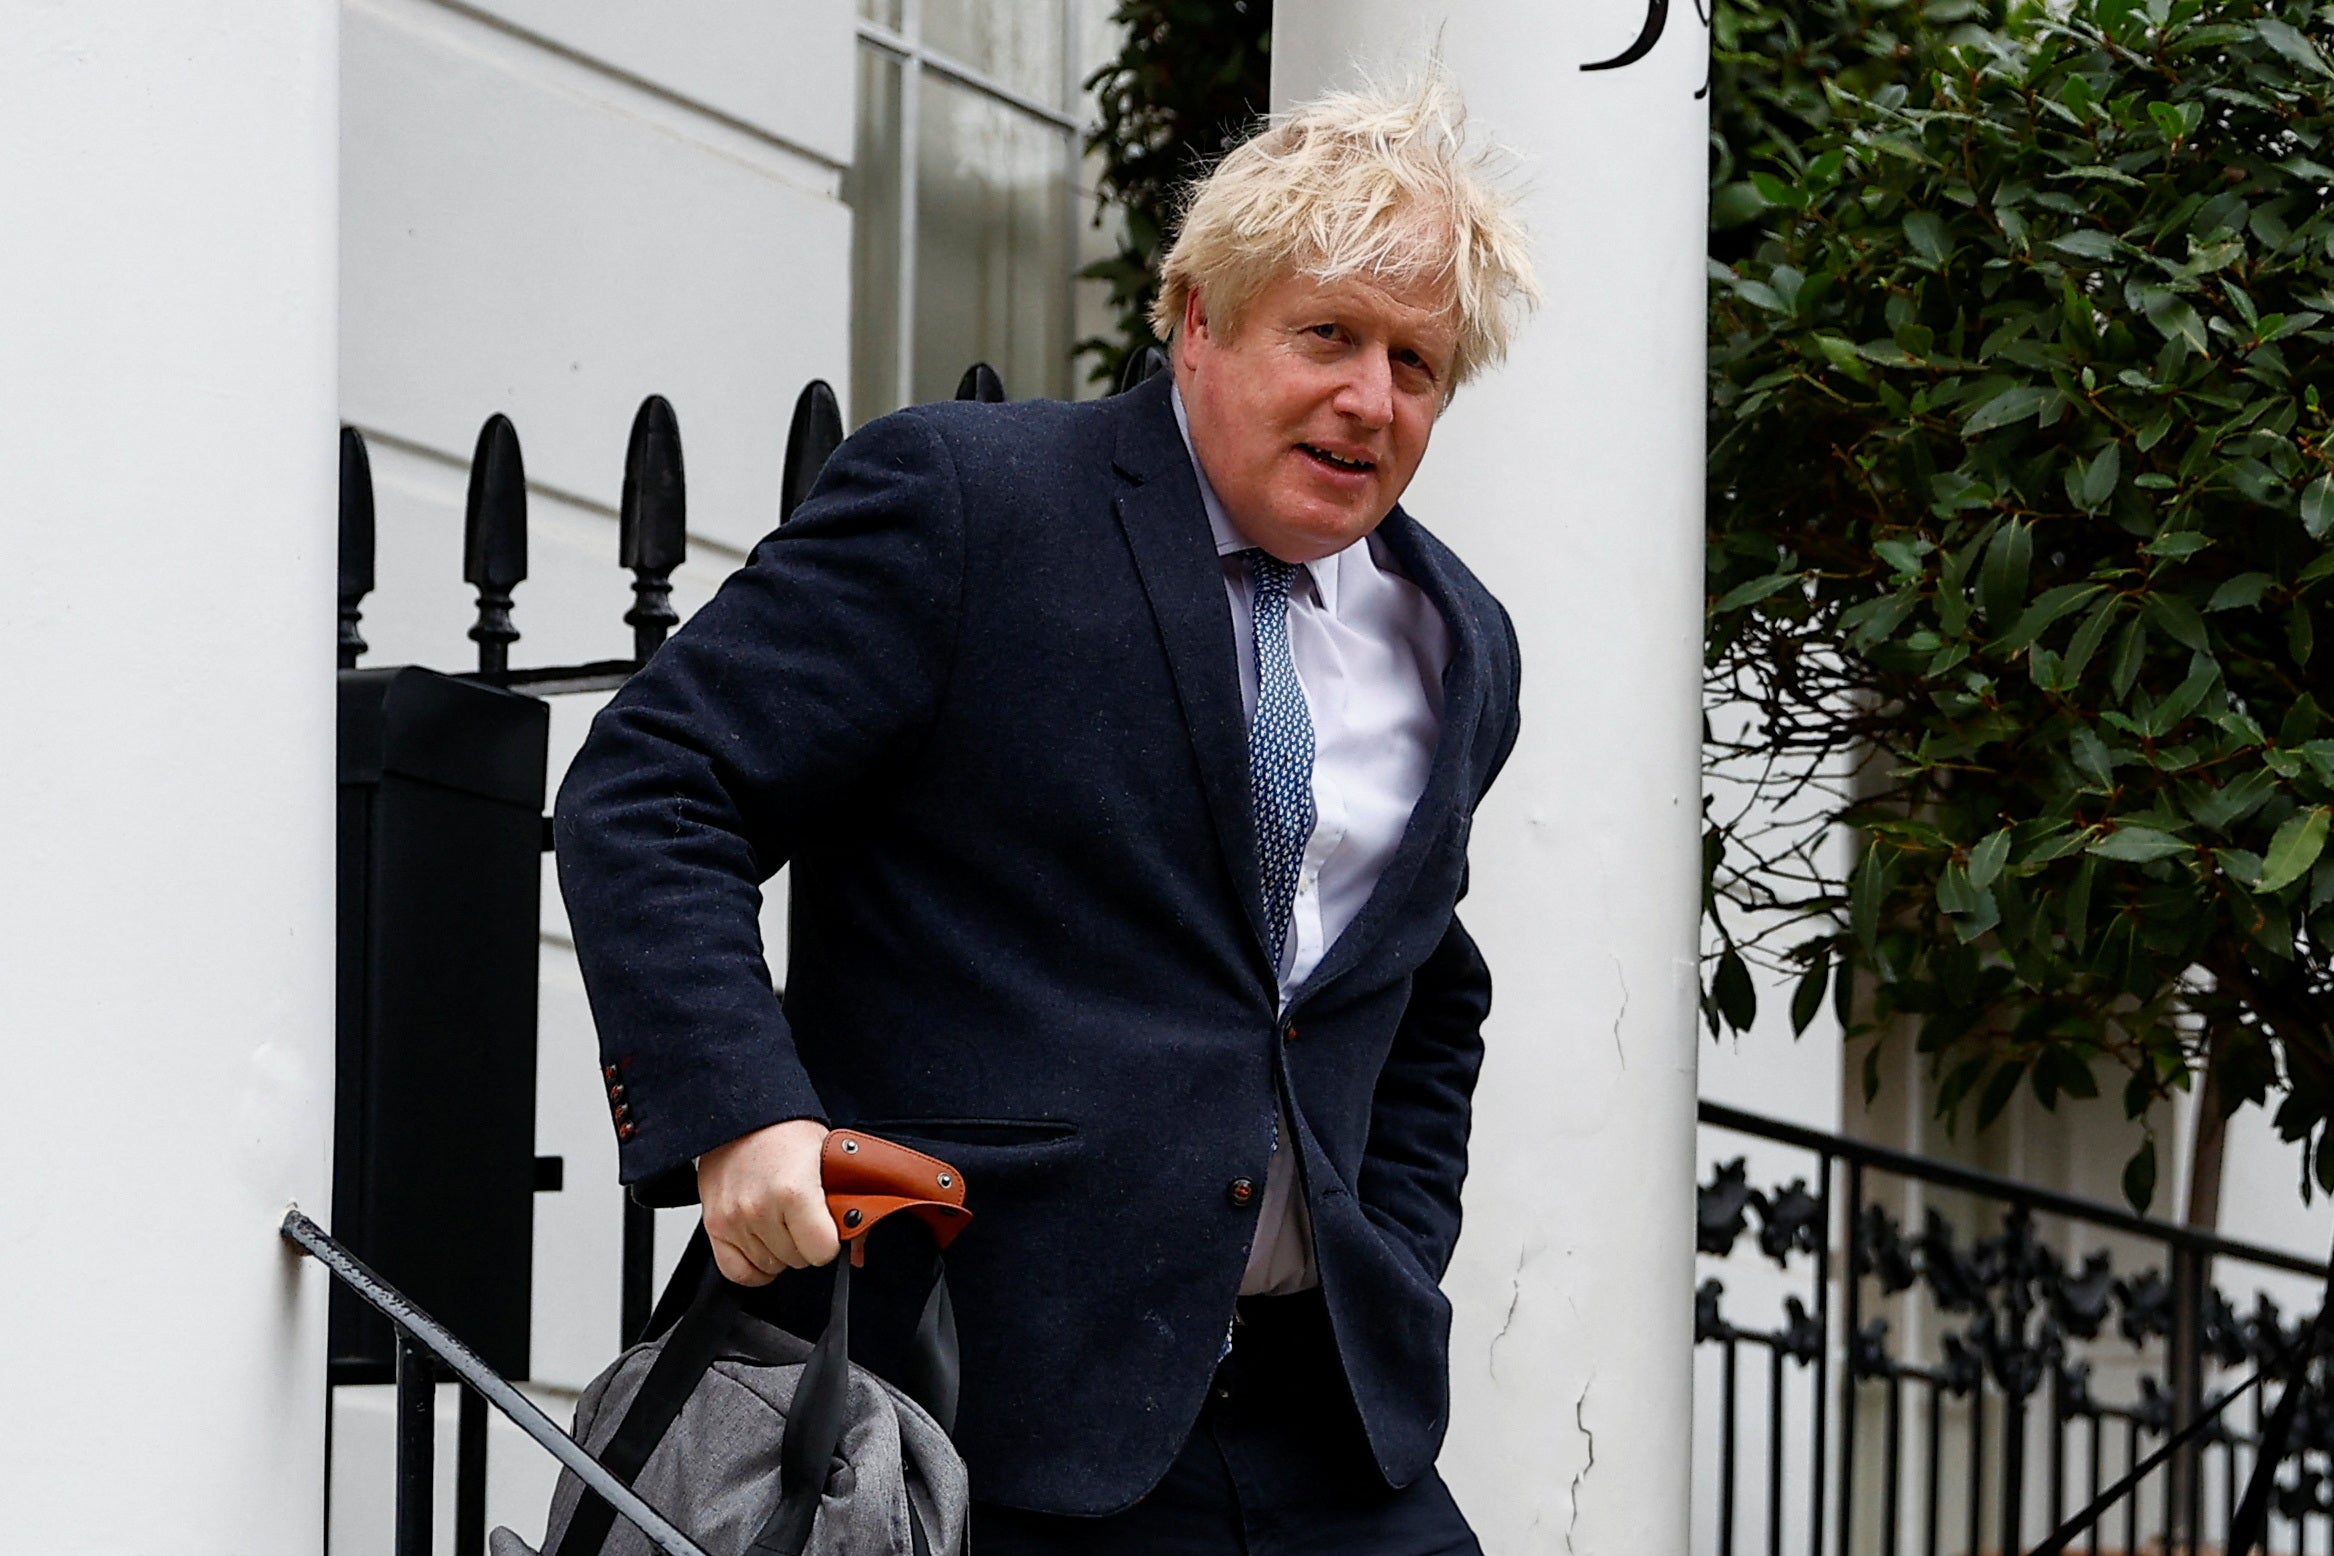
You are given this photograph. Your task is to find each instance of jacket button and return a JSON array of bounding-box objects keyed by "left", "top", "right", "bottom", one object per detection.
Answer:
[
  {"left": 616, "top": 1121, "right": 639, "bottom": 1142},
  {"left": 1283, "top": 1024, "right": 1298, "bottom": 1043},
  {"left": 607, "top": 1083, "right": 626, "bottom": 1102},
  {"left": 603, "top": 1064, "right": 620, "bottom": 1083},
  {"left": 1226, "top": 1177, "right": 1258, "bottom": 1209}
]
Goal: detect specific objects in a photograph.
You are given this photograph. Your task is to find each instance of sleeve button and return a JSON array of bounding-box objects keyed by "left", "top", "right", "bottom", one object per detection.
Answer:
[{"left": 1226, "top": 1177, "right": 1258, "bottom": 1209}]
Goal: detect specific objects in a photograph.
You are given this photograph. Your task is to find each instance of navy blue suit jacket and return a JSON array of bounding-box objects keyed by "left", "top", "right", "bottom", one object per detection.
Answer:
[{"left": 553, "top": 374, "right": 1521, "bottom": 1514}]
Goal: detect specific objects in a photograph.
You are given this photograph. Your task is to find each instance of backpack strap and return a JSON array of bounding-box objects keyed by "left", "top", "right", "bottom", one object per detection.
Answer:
[
  {"left": 548, "top": 1239, "right": 735, "bottom": 1556},
  {"left": 748, "top": 1255, "right": 857, "bottom": 1555}
]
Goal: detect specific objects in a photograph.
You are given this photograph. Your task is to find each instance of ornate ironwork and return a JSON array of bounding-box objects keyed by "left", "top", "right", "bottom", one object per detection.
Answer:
[{"left": 1696, "top": 1101, "right": 2334, "bottom": 1556}]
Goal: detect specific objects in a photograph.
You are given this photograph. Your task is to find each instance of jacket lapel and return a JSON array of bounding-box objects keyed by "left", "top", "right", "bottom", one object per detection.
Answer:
[
  {"left": 1284, "top": 507, "right": 1491, "bottom": 1008},
  {"left": 1107, "top": 379, "right": 1275, "bottom": 972}
]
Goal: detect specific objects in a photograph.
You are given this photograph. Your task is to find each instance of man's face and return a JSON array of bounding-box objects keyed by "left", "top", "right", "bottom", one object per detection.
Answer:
[{"left": 1174, "top": 268, "right": 1458, "bottom": 564}]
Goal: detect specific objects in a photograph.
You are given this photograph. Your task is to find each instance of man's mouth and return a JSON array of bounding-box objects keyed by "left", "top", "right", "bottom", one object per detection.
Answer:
[{"left": 1298, "top": 443, "right": 1375, "bottom": 474}]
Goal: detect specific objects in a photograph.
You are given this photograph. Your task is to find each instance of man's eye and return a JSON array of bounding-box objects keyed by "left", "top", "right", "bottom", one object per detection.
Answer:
[{"left": 1308, "top": 323, "right": 1340, "bottom": 340}]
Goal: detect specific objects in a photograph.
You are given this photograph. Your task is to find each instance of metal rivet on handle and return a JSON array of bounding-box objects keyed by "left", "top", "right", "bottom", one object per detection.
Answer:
[
  {"left": 844, "top": 1208, "right": 863, "bottom": 1227},
  {"left": 937, "top": 1173, "right": 953, "bottom": 1189},
  {"left": 842, "top": 1139, "right": 858, "bottom": 1153}
]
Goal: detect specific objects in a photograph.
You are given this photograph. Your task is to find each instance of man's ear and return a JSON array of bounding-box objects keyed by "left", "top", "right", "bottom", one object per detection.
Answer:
[{"left": 1176, "top": 288, "right": 1211, "bottom": 374}]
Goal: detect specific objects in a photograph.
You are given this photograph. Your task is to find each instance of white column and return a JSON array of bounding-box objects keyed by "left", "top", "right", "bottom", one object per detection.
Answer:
[
  {"left": 0, "top": 5, "right": 339, "bottom": 1550},
  {"left": 1272, "top": 6, "right": 1706, "bottom": 1549}
]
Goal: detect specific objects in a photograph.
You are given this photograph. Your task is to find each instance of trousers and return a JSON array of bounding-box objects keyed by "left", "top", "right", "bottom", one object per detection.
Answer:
[{"left": 969, "top": 1290, "right": 1480, "bottom": 1555}]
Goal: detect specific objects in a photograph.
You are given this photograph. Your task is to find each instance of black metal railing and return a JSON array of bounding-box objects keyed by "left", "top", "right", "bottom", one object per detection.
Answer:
[
  {"left": 1697, "top": 1100, "right": 2334, "bottom": 1556},
  {"left": 286, "top": 1207, "right": 710, "bottom": 1556}
]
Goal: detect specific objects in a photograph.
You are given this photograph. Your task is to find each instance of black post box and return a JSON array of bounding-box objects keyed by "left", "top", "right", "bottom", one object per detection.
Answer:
[{"left": 334, "top": 666, "right": 549, "bottom": 1382}]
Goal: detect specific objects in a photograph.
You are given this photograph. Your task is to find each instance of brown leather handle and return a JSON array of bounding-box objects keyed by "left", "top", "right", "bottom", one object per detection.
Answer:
[{"left": 821, "top": 1129, "right": 971, "bottom": 1262}]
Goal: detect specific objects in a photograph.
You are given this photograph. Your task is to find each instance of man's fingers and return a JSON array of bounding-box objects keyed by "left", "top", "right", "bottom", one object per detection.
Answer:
[
  {"left": 785, "top": 1188, "right": 842, "bottom": 1267},
  {"left": 709, "top": 1229, "right": 780, "bottom": 1287}
]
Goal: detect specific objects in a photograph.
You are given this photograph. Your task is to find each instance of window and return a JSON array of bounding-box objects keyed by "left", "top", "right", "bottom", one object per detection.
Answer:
[{"left": 848, "top": 0, "right": 1082, "bottom": 427}]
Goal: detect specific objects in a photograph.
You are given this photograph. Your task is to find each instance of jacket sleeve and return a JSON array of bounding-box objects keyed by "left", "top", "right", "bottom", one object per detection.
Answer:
[
  {"left": 552, "top": 409, "right": 966, "bottom": 1198},
  {"left": 1354, "top": 595, "right": 1523, "bottom": 1277}
]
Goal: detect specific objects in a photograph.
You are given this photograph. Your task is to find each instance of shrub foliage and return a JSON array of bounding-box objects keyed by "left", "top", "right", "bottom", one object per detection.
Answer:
[
  {"left": 1077, "top": 0, "right": 1272, "bottom": 387},
  {"left": 1705, "top": 0, "right": 2334, "bottom": 1205}
]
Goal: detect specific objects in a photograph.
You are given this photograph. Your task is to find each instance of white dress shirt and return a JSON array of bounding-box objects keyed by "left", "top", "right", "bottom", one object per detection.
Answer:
[{"left": 1171, "top": 387, "right": 1452, "bottom": 1295}]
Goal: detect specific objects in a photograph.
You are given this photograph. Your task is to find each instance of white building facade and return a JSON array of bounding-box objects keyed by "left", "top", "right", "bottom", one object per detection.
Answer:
[{"left": 3, "top": 0, "right": 1713, "bottom": 1550}]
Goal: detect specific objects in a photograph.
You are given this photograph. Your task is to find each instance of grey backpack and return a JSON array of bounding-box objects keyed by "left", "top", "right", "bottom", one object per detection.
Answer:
[{"left": 493, "top": 1132, "right": 974, "bottom": 1556}]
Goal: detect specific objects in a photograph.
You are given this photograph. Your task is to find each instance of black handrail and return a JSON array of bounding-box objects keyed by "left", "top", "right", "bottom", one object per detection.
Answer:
[{"left": 281, "top": 1208, "right": 711, "bottom": 1556}]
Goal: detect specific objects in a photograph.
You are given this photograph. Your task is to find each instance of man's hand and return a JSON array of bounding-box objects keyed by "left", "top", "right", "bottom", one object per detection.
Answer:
[{"left": 697, "top": 1118, "right": 840, "bottom": 1286}]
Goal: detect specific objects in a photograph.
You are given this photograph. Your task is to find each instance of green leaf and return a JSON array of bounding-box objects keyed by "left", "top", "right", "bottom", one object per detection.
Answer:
[
  {"left": 1977, "top": 1060, "right": 2026, "bottom": 1129},
  {"left": 1790, "top": 950, "right": 1830, "bottom": 1036},
  {"left": 1979, "top": 521, "right": 2035, "bottom": 625},
  {"left": 2144, "top": 530, "right": 2212, "bottom": 561},
  {"left": 1937, "top": 862, "right": 2002, "bottom": 941},
  {"left": 1811, "top": 333, "right": 1866, "bottom": 375},
  {"left": 1996, "top": 583, "right": 2105, "bottom": 652},
  {"left": 2186, "top": 767, "right": 2281, "bottom": 831},
  {"left": 1712, "top": 948, "right": 1756, "bottom": 1032},
  {"left": 2065, "top": 856, "right": 2097, "bottom": 950},
  {"left": 1715, "top": 571, "right": 1802, "bottom": 612},
  {"left": 2072, "top": 724, "right": 2117, "bottom": 789},
  {"left": 2207, "top": 573, "right": 2273, "bottom": 611},
  {"left": 2082, "top": 442, "right": 2124, "bottom": 509},
  {"left": 2145, "top": 293, "right": 2210, "bottom": 354},
  {"left": 2257, "top": 16, "right": 2333, "bottom": 78},
  {"left": 2051, "top": 229, "right": 2119, "bottom": 261},
  {"left": 1904, "top": 210, "right": 1951, "bottom": 268},
  {"left": 2111, "top": 617, "right": 2148, "bottom": 697},
  {"left": 2257, "top": 807, "right": 2332, "bottom": 894},
  {"left": 2303, "top": 474, "right": 2334, "bottom": 540},
  {"left": 1711, "top": 181, "right": 1769, "bottom": 229},
  {"left": 2063, "top": 594, "right": 2123, "bottom": 680},
  {"left": 2041, "top": 1044, "right": 2101, "bottom": 1102},
  {"left": 2143, "top": 593, "right": 2211, "bottom": 653},
  {"left": 2088, "top": 825, "right": 2193, "bottom": 863},
  {"left": 1967, "top": 826, "right": 2014, "bottom": 889},
  {"left": 1749, "top": 170, "right": 1805, "bottom": 210},
  {"left": 1851, "top": 845, "right": 1886, "bottom": 954},
  {"left": 2147, "top": 663, "right": 2220, "bottom": 734},
  {"left": 1963, "top": 385, "right": 2050, "bottom": 437},
  {"left": 2123, "top": 1137, "right": 2158, "bottom": 1213}
]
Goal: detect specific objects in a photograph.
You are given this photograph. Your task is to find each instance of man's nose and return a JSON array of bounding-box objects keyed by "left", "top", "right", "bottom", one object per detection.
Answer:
[{"left": 1332, "top": 352, "right": 1395, "bottom": 429}]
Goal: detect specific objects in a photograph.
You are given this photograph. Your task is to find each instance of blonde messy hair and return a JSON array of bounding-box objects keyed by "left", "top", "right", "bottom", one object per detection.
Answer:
[{"left": 1148, "top": 74, "right": 1538, "bottom": 392}]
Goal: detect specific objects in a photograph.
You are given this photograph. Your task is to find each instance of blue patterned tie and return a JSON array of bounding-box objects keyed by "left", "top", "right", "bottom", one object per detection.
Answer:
[{"left": 1244, "top": 549, "right": 1316, "bottom": 971}]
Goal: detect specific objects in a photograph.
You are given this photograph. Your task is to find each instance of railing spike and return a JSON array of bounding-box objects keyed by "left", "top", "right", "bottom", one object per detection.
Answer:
[
  {"left": 339, "top": 425, "right": 376, "bottom": 669},
  {"left": 463, "top": 413, "right": 528, "bottom": 677},
  {"left": 779, "top": 380, "right": 843, "bottom": 526},
  {"left": 955, "top": 362, "right": 1006, "bottom": 403},
  {"left": 1114, "top": 344, "right": 1169, "bottom": 396},
  {"left": 620, "top": 395, "right": 687, "bottom": 665}
]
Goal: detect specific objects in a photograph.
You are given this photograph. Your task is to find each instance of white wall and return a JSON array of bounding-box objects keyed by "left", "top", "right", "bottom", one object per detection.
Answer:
[
  {"left": 0, "top": 5, "right": 340, "bottom": 1551},
  {"left": 1271, "top": 6, "right": 1708, "bottom": 1549}
]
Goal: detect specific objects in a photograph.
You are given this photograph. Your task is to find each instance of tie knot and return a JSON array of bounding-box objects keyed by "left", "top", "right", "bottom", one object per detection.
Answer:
[{"left": 1244, "top": 549, "right": 1297, "bottom": 597}]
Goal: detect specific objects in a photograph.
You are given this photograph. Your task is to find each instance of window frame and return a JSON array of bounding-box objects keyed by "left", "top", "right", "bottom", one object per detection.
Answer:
[{"left": 854, "top": 0, "right": 1084, "bottom": 409}]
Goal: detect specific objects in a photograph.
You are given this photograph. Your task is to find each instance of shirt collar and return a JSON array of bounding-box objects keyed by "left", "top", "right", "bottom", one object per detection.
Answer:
[{"left": 1169, "top": 382, "right": 1343, "bottom": 613}]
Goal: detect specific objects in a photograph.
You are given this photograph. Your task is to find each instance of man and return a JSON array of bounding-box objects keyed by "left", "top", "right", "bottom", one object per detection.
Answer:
[{"left": 555, "top": 78, "right": 1537, "bottom": 1553}]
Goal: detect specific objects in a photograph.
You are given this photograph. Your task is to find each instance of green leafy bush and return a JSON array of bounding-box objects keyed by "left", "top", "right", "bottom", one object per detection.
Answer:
[
  {"left": 1705, "top": 0, "right": 2334, "bottom": 1205},
  {"left": 1077, "top": 0, "right": 1272, "bottom": 387}
]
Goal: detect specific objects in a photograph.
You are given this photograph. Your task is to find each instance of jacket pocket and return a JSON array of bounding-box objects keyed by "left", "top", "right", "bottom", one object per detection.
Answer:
[{"left": 852, "top": 1116, "right": 1079, "bottom": 1148}]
